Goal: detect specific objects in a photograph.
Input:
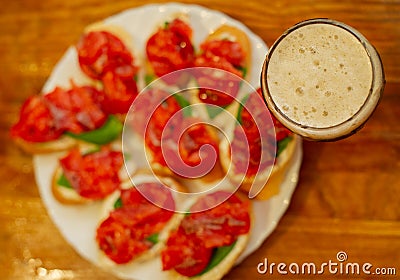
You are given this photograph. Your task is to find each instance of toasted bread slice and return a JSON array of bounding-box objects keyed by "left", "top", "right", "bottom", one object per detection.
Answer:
[
  {"left": 51, "top": 141, "right": 129, "bottom": 204},
  {"left": 202, "top": 24, "right": 252, "bottom": 77},
  {"left": 145, "top": 122, "right": 225, "bottom": 193},
  {"left": 163, "top": 191, "right": 253, "bottom": 280},
  {"left": 220, "top": 134, "right": 300, "bottom": 200},
  {"left": 14, "top": 135, "right": 77, "bottom": 155},
  {"left": 96, "top": 174, "right": 187, "bottom": 267}
]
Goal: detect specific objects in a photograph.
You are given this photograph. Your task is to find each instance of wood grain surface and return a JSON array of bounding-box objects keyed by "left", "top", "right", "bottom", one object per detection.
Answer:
[{"left": 1, "top": 0, "right": 399, "bottom": 279}]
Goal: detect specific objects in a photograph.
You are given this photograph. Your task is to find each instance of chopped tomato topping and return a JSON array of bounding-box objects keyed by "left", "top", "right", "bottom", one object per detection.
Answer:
[
  {"left": 194, "top": 40, "right": 246, "bottom": 107},
  {"left": 161, "top": 191, "right": 250, "bottom": 277},
  {"left": 76, "top": 31, "right": 135, "bottom": 80},
  {"left": 59, "top": 146, "right": 123, "bottom": 199},
  {"left": 10, "top": 95, "right": 63, "bottom": 142},
  {"left": 178, "top": 119, "right": 219, "bottom": 167},
  {"left": 162, "top": 228, "right": 213, "bottom": 277},
  {"left": 96, "top": 185, "right": 174, "bottom": 264},
  {"left": 146, "top": 18, "right": 194, "bottom": 79},
  {"left": 231, "top": 88, "right": 292, "bottom": 176},
  {"left": 144, "top": 95, "right": 182, "bottom": 166},
  {"left": 100, "top": 70, "right": 138, "bottom": 114},
  {"left": 44, "top": 85, "right": 107, "bottom": 134},
  {"left": 200, "top": 40, "right": 246, "bottom": 69}
]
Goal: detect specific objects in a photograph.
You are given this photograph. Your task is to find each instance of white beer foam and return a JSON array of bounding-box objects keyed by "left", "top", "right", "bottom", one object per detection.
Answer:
[{"left": 267, "top": 23, "right": 373, "bottom": 129}]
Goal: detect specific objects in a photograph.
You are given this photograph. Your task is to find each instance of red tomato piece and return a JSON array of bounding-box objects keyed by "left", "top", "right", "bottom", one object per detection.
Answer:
[
  {"left": 146, "top": 18, "right": 195, "bottom": 78},
  {"left": 194, "top": 52, "right": 243, "bottom": 107},
  {"left": 10, "top": 95, "right": 64, "bottom": 142},
  {"left": 76, "top": 31, "right": 134, "bottom": 80},
  {"left": 200, "top": 40, "right": 246, "bottom": 68},
  {"left": 161, "top": 192, "right": 250, "bottom": 277},
  {"left": 162, "top": 229, "right": 213, "bottom": 277},
  {"left": 96, "top": 214, "right": 149, "bottom": 264},
  {"left": 97, "top": 186, "right": 174, "bottom": 264},
  {"left": 59, "top": 147, "right": 123, "bottom": 199},
  {"left": 178, "top": 120, "right": 219, "bottom": 167},
  {"left": 231, "top": 88, "right": 292, "bottom": 175},
  {"left": 100, "top": 70, "right": 138, "bottom": 114},
  {"left": 144, "top": 95, "right": 182, "bottom": 166},
  {"left": 183, "top": 192, "right": 250, "bottom": 248},
  {"left": 44, "top": 85, "right": 107, "bottom": 134}
]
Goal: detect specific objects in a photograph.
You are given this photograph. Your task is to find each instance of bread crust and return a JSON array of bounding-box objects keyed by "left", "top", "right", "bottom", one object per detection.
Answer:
[
  {"left": 202, "top": 24, "right": 252, "bottom": 77},
  {"left": 145, "top": 122, "right": 225, "bottom": 192},
  {"left": 144, "top": 13, "right": 192, "bottom": 86},
  {"left": 13, "top": 135, "right": 77, "bottom": 154},
  {"left": 51, "top": 141, "right": 125, "bottom": 205},
  {"left": 164, "top": 191, "right": 253, "bottom": 280},
  {"left": 220, "top": 134, "right": 300, "bottom": 200},
  {"left": 96, "top": 175, "right": 186, "bottom": 267}
]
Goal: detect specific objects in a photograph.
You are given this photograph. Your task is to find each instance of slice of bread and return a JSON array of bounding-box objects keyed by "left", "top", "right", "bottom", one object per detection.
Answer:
[
  {"left": 51, "top": 142, "right": 126, "bottom": 204},
  {"left": 220, "top": 134, "right": 300, "bottom": 200},
  {"left": 14, "top": 135, "right": 77, "bottom": 155},
  {"left": 201, "top": 24, "right": 252, "bottom": 77},
  {"left": 163, "top": 191, "right": 253, "bottom": 280},
  {"left": 96, "top": 174, "right": 186, "bottom": 267}
]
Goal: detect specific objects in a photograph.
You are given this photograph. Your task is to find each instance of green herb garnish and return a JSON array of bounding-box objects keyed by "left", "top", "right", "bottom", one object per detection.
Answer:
[
  {"left": 173, "top": 94, "right": 192, "bottom": 117},
  {"left": 235, "top": 65, "right": 248, "bottom": 78},
  {"left": 196, "top": 241, "right": 237, "bottom": 276},
  {"left": 145, "top": 74, "right": 155, "bottom": 85},
  {"left": 65, "top": 115, "right": 123, "bottom": 145},
  {"left": 113, "top": 197, "right": 123, "bottom": 209},
  {"left": 206, "top": 105, "right": 227, "bottom": 119},
  {"left": 146, "top": 233, "right": 159, "bottom": 244},
  {"left": 236, "top": 94, "right": 251, "bottom": 125},
  {"left": 277, "top": 136, "right": 292, "bottom": 157},
  {"left": 57, "top": 174, "right": 73, "bottom": 189}
]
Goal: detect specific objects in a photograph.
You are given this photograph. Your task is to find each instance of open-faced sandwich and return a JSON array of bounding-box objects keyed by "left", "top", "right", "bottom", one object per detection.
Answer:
[
  {"left": 76, "top": 23, "right": 140, "bottom": 115},
  {"left": 191, "top": 24, "right": 252, "bottom": 119},
  {"left": 130, "top": 87, "right": 223, "bottom": 190},
  {"left": 220, "top": 88, "right": 298, "bottom": 200},
  {"left": 10, "top": 83, "right": 123, "bottom": 154},
  {"left": 51, "top": 142, "right": 126, "bottom": 204},
  {"left": 95, "top": 173, "right": 186, "bottom": 266},
  {"left": 161, "top": 190, "right": 252, "bottom": 279},
  {"left": 10, "top": 23, "right": 141, "bottom": 154},
  {"left": 145, "top": 15, "right": 195, "bottom": 86}
]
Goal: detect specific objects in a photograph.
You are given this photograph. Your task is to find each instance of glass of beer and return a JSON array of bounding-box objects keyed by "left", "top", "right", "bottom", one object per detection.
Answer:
[{"left": 261, "top": 18, "right": 385, "bottom": 141}]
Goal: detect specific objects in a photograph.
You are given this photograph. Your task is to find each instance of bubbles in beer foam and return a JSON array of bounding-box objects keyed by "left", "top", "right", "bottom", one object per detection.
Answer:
[
  {"left": 266, "top": 23, "right": 373, "bottom": 129},
  {"left": 295, "top": 87, "right": 304, "bottom": 96}
]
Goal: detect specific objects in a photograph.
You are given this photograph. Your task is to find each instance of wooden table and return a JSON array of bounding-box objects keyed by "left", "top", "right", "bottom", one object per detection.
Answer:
[{"left": 1, "top": 0, "right": 399, "bottom": 279}]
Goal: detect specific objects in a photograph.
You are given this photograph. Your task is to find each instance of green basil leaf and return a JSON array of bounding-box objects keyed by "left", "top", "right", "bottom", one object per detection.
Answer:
[
  {"left": 236, "top": 94, "right": 251, "bottom": 125},
  {"left": 57, "top": 174, "right": 73, "bottom": 189},
  {"left": 146, "top": 233, "right": 159, "bottom": 244},
  {"left": 235, "top": 65, "right": 247, "bottom": 78},
  {"left": 65, "top": 115, "right": 123, "bottom": 145},
  {"left": 113, "top": 197, "right": 123, "bottom": 209},
  {"left": 277, "top": 136, "right": 292, "bottom": 157},
  {"left": 196, "top": 241, "right": 237, "bottom": 276},
  {"left": 145, "top": 74, "right": 155, "bottom": 85},
  {"left": 173, "top": 94, "right": 192, "bottom": 117},
  {"left": 164, "top": 21, "right": 170, "bottom": 29},
  {"left": 206, "top": 104, "right": 227, "bottom": 119}
]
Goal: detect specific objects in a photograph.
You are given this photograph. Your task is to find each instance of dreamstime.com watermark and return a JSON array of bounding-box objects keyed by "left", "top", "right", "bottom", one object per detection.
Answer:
[{"left": 257, "top": 251, "right": 397, "bottom": 276}]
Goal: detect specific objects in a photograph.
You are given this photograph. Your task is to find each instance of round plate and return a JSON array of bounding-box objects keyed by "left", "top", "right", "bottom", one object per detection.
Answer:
[{"left": 33, "top": 3, "right": 303, "bottom": 279}]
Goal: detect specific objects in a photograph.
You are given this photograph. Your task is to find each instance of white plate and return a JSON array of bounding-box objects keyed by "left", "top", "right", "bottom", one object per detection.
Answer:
[{"left": 33, "top": 3, "right": 303, "bottom": 279}]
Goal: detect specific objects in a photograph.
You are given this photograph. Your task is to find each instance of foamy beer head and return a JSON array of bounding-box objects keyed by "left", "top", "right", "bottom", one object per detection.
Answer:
[{"left": 261, "top": 19, "right": 385, "bottom": 140}]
